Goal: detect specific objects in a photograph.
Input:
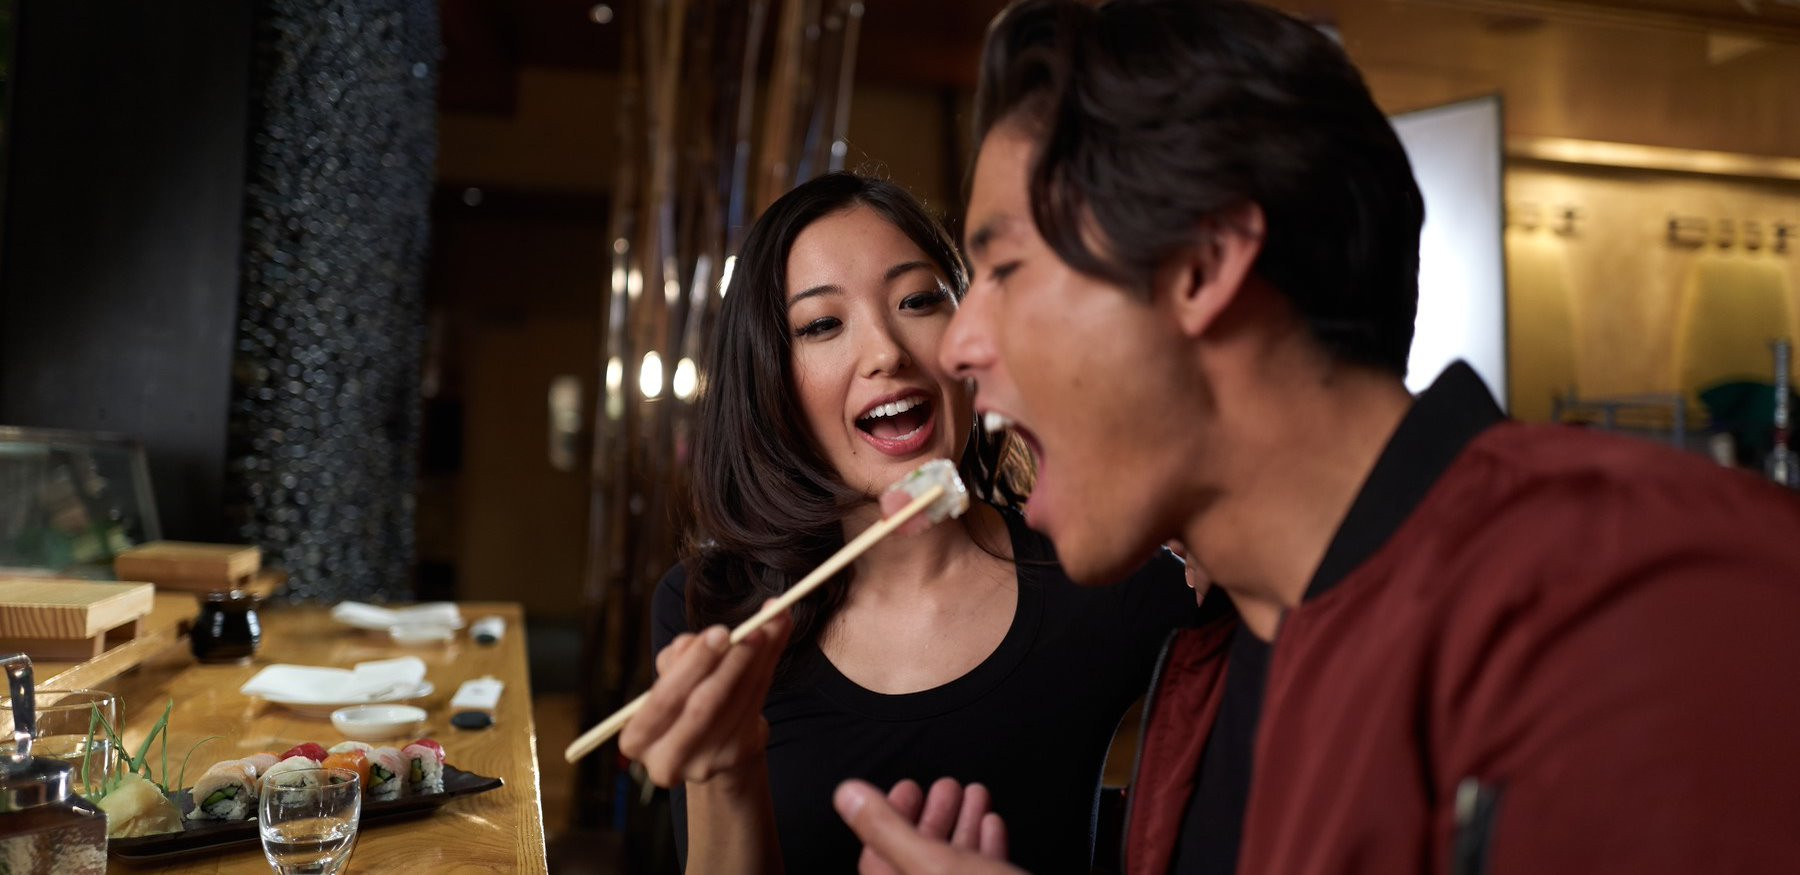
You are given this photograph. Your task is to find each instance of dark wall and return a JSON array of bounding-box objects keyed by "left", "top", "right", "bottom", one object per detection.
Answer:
[{"left": 0, "top": 0, "right": 251, "bottom": 540}]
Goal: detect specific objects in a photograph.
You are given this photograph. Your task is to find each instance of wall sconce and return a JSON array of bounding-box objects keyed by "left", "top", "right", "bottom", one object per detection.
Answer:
[
  {"left": 1509, "top": 201, "right": 1542, "bottom": 231},
  {"left": 1553, "top": 206, "right": 1582, "bottom": 237},
  {"left": 1743, "top": 220, "right": 1764, "bottom": 252},
  {"left": 1667, "top": 215, "right": 1708, "bottom": 248},
  {"left": 1715, "top": 217, "right": 1737, "bottom": 249},
  {"left": 1776, "top": 222, "right": 1793, "bottom": 255}
]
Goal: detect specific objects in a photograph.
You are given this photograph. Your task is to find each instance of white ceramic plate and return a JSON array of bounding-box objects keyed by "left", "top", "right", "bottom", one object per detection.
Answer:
[{"left": 256, "top": 682, "right": 436, "bottom": 717}]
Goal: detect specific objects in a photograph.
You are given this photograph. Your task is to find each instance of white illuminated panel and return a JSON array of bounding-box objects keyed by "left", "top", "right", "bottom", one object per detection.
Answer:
[{"left": 1391, "top": 95, "right": 1507, "bottom": 407}]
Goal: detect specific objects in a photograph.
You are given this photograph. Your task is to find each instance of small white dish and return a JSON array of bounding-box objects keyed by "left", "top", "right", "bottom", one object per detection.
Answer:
[
  {"left": 331, "top": 704, "right": 428, "bottom": 741},
  {"left": 388, "top": 623, "right": 456, "bottom": 645},
  {"left": 332, "top": 602, "right": 465, "bottom": 632}
]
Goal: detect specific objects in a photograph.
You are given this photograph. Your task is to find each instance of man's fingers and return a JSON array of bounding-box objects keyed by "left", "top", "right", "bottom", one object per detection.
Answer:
[
  {"left": 836, "top": 780, "right": 946, "bottom": 874},
  {"left": 979, "top": 812, "right": 1008, "bottom": 860},
  {"left": 887, "top": 779, "right": 925, "bottom": 823},
  {"left": 951, "top": 782, "right": 991, "bottom": 849},
  {"left": 917, "top": 777, "right": 964, "bottom": 840}
]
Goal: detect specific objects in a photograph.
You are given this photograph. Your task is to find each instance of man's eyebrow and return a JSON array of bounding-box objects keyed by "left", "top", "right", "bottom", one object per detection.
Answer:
[{"left": 965, "top": 216, "right": 1013, "bottom": 257}]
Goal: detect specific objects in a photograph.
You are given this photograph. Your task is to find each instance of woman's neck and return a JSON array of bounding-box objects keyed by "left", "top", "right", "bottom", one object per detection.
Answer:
[{"left": 839, "top": 500, "right": 1008, "bottom": 602}]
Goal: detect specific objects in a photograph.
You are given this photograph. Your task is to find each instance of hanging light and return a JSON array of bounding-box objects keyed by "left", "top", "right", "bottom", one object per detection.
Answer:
[
  {"left": 639, "top": 351, "right": 664, "bottom": 398},
  {"left": 673, "top": 357, "right": 699, "bottom": 401},
  {"left": 718, "top": 255, "right": 736, "bottom": 298},
  {"left": 604, "top": 356, "right": 624, "bottom": 420}
]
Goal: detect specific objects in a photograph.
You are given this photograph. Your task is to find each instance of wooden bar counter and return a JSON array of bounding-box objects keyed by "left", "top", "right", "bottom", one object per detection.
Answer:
[{"left": 62, "top": 601, "right": 546, "bottom": 873}]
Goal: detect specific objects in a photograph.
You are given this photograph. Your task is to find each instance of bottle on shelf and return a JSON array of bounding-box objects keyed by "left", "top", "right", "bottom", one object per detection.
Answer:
[{"left": 1765, "top": 338, "right": 1798, "bottom": 488}]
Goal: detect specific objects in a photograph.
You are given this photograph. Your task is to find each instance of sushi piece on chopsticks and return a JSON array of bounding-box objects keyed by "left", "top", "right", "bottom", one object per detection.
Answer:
[
  {"left": 366, "top": 747, "right": 407, "bottom": 801},
  {"left": 186, "top": 760, "right": 259, "bottom": 820},
  {"left": 403, "top": 739, "right": 446, "bottom": 795},
  {"left": 563, "top": 459, "right": 970, "bottom": 763}
]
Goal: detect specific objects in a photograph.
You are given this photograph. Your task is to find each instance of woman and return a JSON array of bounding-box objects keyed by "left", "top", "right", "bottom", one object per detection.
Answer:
[{"left": 622, "top": 173, "right": 1200, "bottom": 873}]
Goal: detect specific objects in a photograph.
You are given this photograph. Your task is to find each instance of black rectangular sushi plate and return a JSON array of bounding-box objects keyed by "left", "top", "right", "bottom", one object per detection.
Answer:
[{"left": 108, "top": 764, "right": 503, "bottom": 863}]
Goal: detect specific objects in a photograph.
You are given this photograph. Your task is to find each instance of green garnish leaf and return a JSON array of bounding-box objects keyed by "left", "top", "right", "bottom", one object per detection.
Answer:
[{"left": 177, "top": 736, "right": 223, "bottom": 792}]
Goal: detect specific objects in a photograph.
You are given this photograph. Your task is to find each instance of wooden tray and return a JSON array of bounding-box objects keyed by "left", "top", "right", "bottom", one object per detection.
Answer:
[
  {"left": 0, "top": 578, "right": 156, "bottom": 661},
  {"left": 108, "top": 764, "right": 504, "bottom": 863},
  {"left": 114, "top": 542, "right": 262, "bottom": 592}
]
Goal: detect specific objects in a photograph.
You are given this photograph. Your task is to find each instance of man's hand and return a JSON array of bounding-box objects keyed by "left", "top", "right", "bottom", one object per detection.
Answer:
[{"left": 836, "top": 778, "right": 1021, "bottom": 875}]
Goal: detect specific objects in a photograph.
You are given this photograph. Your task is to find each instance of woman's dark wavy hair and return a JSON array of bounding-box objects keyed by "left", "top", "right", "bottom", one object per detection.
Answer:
[
  {"left": 685, "top": 172, "right": 1030, "bottom": 658},
  {"left": 974, "top": 0, "right": 1425, "bottom": 375}
]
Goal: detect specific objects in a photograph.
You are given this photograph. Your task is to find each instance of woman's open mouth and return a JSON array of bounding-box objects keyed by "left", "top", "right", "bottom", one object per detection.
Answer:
[{"left": 855, "top": 394, "right": 936, "bottom": 457}]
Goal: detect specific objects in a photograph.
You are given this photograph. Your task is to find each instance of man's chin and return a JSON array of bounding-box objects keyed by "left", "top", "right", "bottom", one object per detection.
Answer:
[{"left": 1059, "top": 542, "right": 1145, "bottom": 588}]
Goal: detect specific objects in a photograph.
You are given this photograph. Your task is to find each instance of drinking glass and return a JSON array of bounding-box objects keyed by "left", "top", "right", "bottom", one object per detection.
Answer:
[
  {"left": 258, "top": 767, "right": 361, "bottom": 875},
  {"left": 0, "top": 688, "right": 118, "bottom": 793}
]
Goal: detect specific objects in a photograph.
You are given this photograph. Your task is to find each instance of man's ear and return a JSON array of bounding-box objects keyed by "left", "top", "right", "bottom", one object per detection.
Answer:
[{"left": 1156, "top": 201, "right": 1266, "bottom": 338}]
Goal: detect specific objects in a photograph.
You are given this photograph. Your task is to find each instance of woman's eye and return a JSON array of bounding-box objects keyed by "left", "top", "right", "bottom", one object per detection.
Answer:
[
  {"left": 901, "top": 289, "right": 951, "bottom": 311},
  {"left": 989, "top": 262, "right": 1021, "bottom": 283},
  {"left": 793, "top": 317, "right": 840, "bottom": 338}
]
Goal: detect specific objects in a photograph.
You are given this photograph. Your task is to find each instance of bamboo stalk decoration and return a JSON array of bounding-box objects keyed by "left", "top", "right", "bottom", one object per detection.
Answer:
[{"left": 577, "top": 0, "right": 870, "bottom": 825}]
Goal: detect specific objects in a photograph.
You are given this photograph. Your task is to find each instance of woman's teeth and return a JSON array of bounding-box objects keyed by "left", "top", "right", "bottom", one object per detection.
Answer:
[
  {"left": 982, "top": 411, "right": 1014, "bottom": 434},
  {"left": 863, "top": 396, "right": 924, "bottom": 422}
]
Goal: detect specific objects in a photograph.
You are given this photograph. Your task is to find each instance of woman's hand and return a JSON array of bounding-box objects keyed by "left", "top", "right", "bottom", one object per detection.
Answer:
[{"left": 619, "top": 606, "right": 793, "bottom": 787}]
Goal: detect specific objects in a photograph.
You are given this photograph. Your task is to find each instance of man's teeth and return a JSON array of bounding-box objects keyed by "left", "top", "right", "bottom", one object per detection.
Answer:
[
  {"left": 982, "top": 411, "right": 1014, "bottom": 434},
  {"left": 865, "top": 396, "right": 924, "bottom": 421}
]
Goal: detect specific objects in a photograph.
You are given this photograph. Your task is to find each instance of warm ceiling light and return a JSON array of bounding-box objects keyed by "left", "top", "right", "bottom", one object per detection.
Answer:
[
  {"left": 673, "top": 358, "right": 699, "bottom": 401},
  {"left": 639, "top": 352, "right": 664, "bottom": 399}
]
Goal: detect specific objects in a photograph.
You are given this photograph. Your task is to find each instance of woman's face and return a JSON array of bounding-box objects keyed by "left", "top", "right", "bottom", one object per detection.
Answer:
[{"left": 784, "top": 205, "right": 973, "bottom": 499}]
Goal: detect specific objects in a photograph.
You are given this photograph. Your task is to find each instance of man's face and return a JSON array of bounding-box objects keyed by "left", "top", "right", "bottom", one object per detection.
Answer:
[{"left": 942, "top": 125, "right": 1195, "bottom": 585}]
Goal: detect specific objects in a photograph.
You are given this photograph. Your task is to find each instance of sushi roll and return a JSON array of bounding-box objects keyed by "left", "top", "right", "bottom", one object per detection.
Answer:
[
  {"left": 242, "top": 752, "right": 279, "bottom": 776},
  {"left": 320, "top": 750, "right": 371, "bottom": 791},
  {"left": 402, "top": 739, "right": 445, "bottom": 795},
  {"left": 186, "top": 761, "right": 258, "bottom": 820},
  {"left": 279, "top": 742, "right": 328, "bottom": 762},
  {"left": 327, "top": 741, "right": 374, "bottom": 756},
  {"left": 366, "top": 747, "right": 406, "bottom": 802},
  {"left": 260, "top": 755, "right": 324, "bottom": 790}
]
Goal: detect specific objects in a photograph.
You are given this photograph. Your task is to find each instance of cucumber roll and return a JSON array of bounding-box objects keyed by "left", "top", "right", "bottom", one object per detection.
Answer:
[
  {"left": 402, "top": 739, "right": 445, "bottom": 795},
  {"left": 366, "top": 747, "right": 407, "bottom": 802},
  {"left": 187, "top": 761, "right": 258, "bottom": 820}
]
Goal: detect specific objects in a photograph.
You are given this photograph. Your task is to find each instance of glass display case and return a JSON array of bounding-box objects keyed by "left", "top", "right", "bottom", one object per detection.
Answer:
[{"left": 0, "top": 426, "right": 160, "bottom": 578}]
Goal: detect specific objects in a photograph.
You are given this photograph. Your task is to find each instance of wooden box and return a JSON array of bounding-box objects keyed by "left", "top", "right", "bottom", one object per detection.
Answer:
[
  {"left": 0, "top": 579, "right": 157, "bottom": 661},
  {"left": 113, "top": 541, "right": 262, "bottom": 592}
]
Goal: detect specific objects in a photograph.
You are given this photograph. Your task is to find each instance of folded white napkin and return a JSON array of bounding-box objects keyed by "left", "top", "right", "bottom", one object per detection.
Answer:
[
  {"left": 330, "top": 601, "right": 463, "bottom": 631},
  {"left": 239, "top": 657, "right": 428, "bottom": 704}
]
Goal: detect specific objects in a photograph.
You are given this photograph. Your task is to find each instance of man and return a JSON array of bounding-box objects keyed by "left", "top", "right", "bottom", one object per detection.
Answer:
[{"left": 833, "top": 0, "right": 1800, "bottom": 872}]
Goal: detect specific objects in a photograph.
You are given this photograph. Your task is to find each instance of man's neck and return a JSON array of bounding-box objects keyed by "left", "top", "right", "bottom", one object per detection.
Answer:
[{"left": 1184, "top": 354, "right": 1414, "bottom": 641}]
